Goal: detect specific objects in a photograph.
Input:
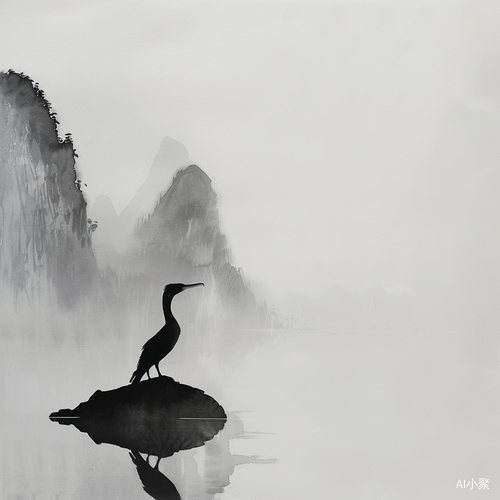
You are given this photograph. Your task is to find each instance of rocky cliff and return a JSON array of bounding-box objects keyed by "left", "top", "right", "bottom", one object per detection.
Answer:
[{"left": 0, "top": 71, "right": 99, "bottom": 309}]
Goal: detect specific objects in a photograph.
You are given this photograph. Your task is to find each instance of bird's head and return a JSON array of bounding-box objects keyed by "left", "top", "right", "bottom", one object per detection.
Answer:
[{"left": 163, "top": 282, "right": 204, "bottom": 297}]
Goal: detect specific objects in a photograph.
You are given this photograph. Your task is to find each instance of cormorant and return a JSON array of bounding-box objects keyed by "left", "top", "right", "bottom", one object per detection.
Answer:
[{"left": 130, "top": 283, "right": 204, "bottom": 384}]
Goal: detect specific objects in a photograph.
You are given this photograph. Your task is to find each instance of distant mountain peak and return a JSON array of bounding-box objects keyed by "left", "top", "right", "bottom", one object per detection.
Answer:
[
  {"left": 172, "top": 164, "right": 211, "bottom": 185},
  {"left": 153, "top": 136, "right": 191, "bottom": 171},
  {"left": 118, "top": 137, "right": 192, "bottom": 222}
]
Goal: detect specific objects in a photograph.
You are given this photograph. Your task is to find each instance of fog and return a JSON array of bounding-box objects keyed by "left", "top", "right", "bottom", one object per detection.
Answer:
[{"left": 1, "top": 0, "right": 499, "bottom": 327}]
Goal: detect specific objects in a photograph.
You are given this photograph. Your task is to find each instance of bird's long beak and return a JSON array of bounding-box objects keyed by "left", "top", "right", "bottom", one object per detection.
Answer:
[{"left": 181, "top": 283, "right": 204, "bottom": 291}]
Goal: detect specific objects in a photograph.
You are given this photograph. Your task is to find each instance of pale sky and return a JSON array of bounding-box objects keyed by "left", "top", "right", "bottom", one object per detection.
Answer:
[{"left": 1, "top": 0, "right": 499, "bottom": 327}]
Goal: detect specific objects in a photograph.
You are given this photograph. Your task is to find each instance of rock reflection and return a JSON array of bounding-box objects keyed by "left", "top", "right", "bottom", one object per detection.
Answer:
[{"left": 49, "top": 377, "right": 226, "bottom": 457}]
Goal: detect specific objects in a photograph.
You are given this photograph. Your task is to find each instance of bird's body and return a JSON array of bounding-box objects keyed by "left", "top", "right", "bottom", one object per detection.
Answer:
[{"left": 130, "top": 283, "right": 204, "bottom": 384}]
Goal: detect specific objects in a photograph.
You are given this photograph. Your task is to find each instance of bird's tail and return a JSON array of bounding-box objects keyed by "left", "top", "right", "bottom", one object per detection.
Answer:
[{"left": 129, "top": 370, "right": 141, "bottom": 384}]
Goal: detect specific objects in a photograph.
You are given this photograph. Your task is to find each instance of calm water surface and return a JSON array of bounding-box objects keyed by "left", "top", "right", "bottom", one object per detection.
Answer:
[{"left": 1, "top": 330, "right": 498, "bottom": 499}]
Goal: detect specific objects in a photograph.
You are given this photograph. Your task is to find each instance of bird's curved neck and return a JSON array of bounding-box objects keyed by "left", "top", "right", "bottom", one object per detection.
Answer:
[{"left": 162, "top": 292, "right": 176, "bottom": 324}]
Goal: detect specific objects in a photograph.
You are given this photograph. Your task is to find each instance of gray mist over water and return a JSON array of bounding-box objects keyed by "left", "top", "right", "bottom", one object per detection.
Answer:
[{"left": 2, "top": 327, "right": 498, "bottom": 499}]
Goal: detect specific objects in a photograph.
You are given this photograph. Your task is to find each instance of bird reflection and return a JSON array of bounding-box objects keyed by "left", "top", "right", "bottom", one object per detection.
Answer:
[
  {"left": 130, "top": 283, "right": 204, "bottom": 384},
  {"left": 129, "top": 450, "right": 181, "bottom": 500}
]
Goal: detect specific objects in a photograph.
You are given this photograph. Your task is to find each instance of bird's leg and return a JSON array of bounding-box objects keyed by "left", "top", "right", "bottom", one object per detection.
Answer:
[{"left": 155, "top": 363, "right": 162, "bottom": 377}]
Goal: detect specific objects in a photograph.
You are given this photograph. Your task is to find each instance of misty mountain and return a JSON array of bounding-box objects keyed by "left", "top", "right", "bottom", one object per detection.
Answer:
[
  {"left": 0, "top": 71, "right": 99, "bottom": 309},
  {"left": 130, "top": 163, "right": 268, "bottom": 329},
  {"left": 90, "top": 133, "right": 269, "bottom": 329},
  {"left": 0, "top": 71, "right": 269, "bottom": 338},
  {"left": 91, "top": 136, "right": 192, "bottom": 266},
  {"left": 122, "top": 136, "right": 192, "bottom": 223}
]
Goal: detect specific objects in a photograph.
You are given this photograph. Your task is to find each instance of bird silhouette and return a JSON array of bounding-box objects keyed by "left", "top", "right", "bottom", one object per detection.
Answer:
[{"left": 130, "top": 283, "right": 204, "bottom": 384}]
